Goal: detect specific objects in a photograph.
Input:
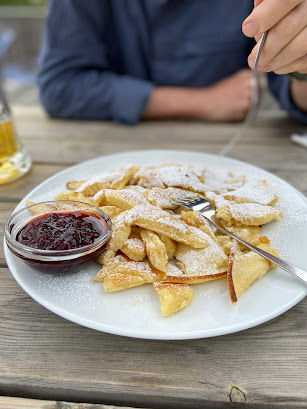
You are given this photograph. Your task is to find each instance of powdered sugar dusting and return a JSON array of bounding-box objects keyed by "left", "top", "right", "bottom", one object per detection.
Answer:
[
  {"left": 124, "top": 205, "right": 189, "bottom": 234},
  {"left": 206, "top": 191, "right": 282, "bottom": 224},
  {"left": 223, "top": 178, "right": 277, "bottom": 205},
  {"left": 113, "top": 255, "right": 154, "bottom": 276},
  {"left": 229, "top": 202, "right": 281, "bottom": 220},
  {"left": 147, "top": 187, "right": 199, "bottom": 209},
  {"left": 77, "top": 169, "right": 124, "bottom": 191},
  {"left": 202, "top": 167, "right": 245, "bottom": 193},
  {"left": 137, "top": 166, "right": 207, "bottom": 193},
  {"left": 36, "top": 269, "right": 98, "bottom": 310},
  {"left": 125, "top": 237, "right": 145, "bottom": 251},
  {"left": 167, "top": 263, "right": 184, "bottom": 277},
  {"left": 176, "top": 241, "right": 228, "bottom": 277}
]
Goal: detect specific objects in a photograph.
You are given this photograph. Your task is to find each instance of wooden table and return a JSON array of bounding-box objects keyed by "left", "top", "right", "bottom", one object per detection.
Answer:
[{"left": 1, "top": 106, "right": 306, "bottom": 409}]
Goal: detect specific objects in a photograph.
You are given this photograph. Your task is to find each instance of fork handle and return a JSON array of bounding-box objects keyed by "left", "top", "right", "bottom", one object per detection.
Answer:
[{"left": 204, "top": 217, "right": 307, "bottom": 285}]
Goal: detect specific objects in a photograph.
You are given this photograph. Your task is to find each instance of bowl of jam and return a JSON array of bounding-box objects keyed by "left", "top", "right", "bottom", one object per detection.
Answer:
[{"left": 5, "top": 200, "right": 112, "bottom": 274}]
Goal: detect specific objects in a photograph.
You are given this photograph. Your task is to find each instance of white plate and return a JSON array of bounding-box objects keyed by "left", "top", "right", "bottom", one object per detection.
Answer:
[{"left": 4, "top": 150, "right": 307, "bottom": 340}]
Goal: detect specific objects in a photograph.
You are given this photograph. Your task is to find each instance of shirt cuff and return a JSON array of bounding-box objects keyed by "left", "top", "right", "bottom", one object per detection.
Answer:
[
  {"left": 111, "top": 76, "right": 154, "bottom": 125},
  {"left": 268, "top": 73, "right": 307, "bottom": 125}
]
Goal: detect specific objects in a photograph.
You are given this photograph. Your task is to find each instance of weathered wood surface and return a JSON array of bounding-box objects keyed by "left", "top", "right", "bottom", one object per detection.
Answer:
[
  {"left": 0, "top": 396, "right": 145, "bottom": 409},
  {"left": 1, "top": 106, "right": 306, "bottom": 409}
]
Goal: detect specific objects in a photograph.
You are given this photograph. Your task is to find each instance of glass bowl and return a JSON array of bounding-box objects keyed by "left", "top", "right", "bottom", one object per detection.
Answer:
[{"left": 5, "top": 200, "right": 112, "bottom": 274}]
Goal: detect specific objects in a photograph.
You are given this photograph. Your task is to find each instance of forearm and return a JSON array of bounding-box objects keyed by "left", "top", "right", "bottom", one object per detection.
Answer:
[
  {"left": 38, "top": 67, "right": 153, "bottom": 124},
  {"left": 290, "top": 80, "right": 307, "bottom": 113},
  {"left": 142, "top": 87, "right": 210, "bottom": 120}
]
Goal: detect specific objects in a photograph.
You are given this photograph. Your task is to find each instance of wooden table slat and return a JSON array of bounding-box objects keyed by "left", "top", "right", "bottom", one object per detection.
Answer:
[{"left": 0, "top": 397, "right": 143, "bottom": 409}]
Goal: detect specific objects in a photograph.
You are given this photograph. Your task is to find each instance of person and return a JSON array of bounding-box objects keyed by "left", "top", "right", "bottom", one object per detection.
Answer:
[{"left": 38, "top": 0, "right": 307, "bottom": 125}]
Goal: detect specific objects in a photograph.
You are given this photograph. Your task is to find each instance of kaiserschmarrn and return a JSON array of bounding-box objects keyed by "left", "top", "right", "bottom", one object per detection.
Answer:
[{"left": 28, "top": 162, "right": 282, "bottom": 317}]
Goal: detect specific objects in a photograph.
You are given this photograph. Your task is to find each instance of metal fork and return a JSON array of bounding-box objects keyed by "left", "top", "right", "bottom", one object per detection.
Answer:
[
  {"left": 220, "top": 31, "right": 268, "bottom": 156},
  {"left": 245, "top": 31, "right": 267, "bottom": 124},
  {"left": 174, "top": 196, "right": 307, "bottom": 285}
]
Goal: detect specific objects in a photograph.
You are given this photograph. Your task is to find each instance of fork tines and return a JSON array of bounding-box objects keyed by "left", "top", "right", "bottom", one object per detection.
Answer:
[{"left": 172, "top": 196, "right": 204, "bottom": 206}]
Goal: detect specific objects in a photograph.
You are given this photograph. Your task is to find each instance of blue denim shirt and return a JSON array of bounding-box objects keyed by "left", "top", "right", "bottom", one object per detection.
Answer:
[{"left": 38, "top": 0, "right": 307, "bottom": 125}]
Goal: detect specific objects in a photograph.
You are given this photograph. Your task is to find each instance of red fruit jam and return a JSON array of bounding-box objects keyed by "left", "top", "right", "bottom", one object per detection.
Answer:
[
  {"left": 17, "top": 211, "right": 103, "bottom": 250},
  {"left": 13, "top": 211, "right": 110, "bottom": 274}
]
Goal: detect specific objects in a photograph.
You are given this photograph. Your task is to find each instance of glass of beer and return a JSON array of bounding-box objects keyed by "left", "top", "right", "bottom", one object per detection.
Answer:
[{"left": 0, "top": 82, "right": 32, "bottom": 184}]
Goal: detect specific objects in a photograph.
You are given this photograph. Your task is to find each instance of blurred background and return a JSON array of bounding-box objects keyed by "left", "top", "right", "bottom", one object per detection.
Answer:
[{"left": 0, "top": 0, "right": 46, "bottom": 105}]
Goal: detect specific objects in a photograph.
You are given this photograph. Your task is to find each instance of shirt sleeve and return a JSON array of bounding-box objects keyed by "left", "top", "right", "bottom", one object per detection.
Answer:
[
  {"left": 267, "top": 72, "right": 307, "bottom": 125},
  {"left": 37, "top": 0, "right": 154, "bottom": 125}
]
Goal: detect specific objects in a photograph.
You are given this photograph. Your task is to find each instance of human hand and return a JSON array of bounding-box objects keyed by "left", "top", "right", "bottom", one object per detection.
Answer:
[
  {"left": 200, "top": 69, "right": 253, "bottom": 122},
  {"left": 143, "top": 70, "right": 253, "bottom": 122},
  {"left": 243, "top": 0, "right": 307, "bottom": 74}
]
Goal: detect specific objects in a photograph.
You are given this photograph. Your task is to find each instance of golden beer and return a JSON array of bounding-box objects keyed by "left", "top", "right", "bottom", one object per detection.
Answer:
[
  {"left": 0, "top": 26, "right": 31, "bottom": 184},
  {"left": 0, "top": 115, "right": 31, "bottom": 184}
]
